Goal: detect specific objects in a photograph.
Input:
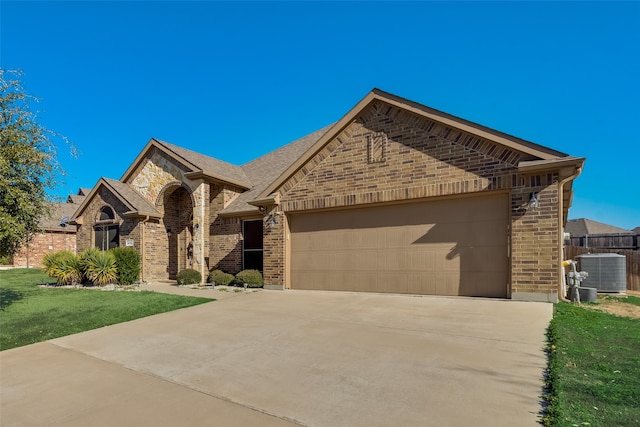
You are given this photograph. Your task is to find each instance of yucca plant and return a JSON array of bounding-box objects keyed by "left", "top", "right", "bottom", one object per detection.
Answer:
[
  {"left": 83, "top": 250, "right": 117, "bottom": 286},
  {"left": 79, "top": 247, "right": 101, "bottom": 283},
  {"left": 42, "top": 251, "right": 66, "bottom": 285},
  {"left": 63, "top": 253, "right": 84, "bottom": 286},
  {"left": 42, "top": 251, "right": 82, "bottom": 286}
]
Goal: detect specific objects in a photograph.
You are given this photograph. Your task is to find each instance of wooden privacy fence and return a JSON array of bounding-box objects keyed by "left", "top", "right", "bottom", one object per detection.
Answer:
[
  {"left": 564, "top": 246, "right": 640, "bottom": 291},
  {"left": 566, "top": 233, "right": 639, "bottom": 250}
]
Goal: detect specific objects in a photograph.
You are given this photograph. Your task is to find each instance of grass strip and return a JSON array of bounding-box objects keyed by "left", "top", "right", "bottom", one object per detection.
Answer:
[
  {"left": 544, "top": 302, "right": 640, "bottom": 426},
  {"left": 0, "top": 268, "right": 212, "bottom": 350}
]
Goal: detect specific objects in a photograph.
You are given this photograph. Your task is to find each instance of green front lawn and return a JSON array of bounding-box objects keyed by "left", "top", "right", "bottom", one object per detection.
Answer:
[
  {"left": 544, "top": 298, "right": 640, "bottom": 426},
  {"left": 0, "top": 268, "right": 212, "bottom": 350}
]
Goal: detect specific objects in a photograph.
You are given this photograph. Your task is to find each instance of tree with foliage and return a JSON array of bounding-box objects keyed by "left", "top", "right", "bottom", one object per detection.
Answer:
[{"left": 0, "top": 69, "right": 75, "bottom": 257}]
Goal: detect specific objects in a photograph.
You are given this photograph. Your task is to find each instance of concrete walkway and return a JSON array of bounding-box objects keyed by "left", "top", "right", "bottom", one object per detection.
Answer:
[{"left": 1, "top": 290, "right": 552, "bottom": 426}]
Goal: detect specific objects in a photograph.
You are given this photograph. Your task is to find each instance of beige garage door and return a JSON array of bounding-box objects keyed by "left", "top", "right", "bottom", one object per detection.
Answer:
[{"left": 289, "top": 194, "right": 509, "bottom": 297}]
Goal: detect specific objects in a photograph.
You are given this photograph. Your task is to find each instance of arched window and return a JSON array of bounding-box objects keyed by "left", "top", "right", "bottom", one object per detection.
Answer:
[
  {"left": 99, "top": 206, "right": 115, "bottom": 221},
  {"left": 95, "top": 206, "right": 119, "bottom": 250}
]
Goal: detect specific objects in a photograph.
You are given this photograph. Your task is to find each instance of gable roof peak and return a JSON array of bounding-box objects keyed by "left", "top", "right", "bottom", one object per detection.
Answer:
[
  {"left": 70, "top": 177, "right": 161, "bottom": 223},
  {"left": 121, "top": 138, "right": 251, "bottom": 189},
  {"left": 255, "top": 88, "right": 573, "bottom": 200}
]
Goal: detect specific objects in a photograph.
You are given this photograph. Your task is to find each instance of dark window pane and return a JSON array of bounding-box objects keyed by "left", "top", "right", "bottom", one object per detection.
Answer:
[
  {"left": 243, "top": 220, "right": 263, "bottom": 250},
  {"left": 95, "top": 228, "right": 104, "bottom": 250},
  {"left": 108, "top": 226, "right": 119, "bottom": 249},
  {"left": 95, "top": 225, "right": 119, "bottom": 250},
  {"left": 243, "top": 251, "right": 263, "bottom": 272},
  {"left": 100, "top": 207, "right": 115, "bottom": 221}
]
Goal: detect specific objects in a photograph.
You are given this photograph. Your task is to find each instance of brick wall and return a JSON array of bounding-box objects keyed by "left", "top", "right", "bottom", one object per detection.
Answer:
[
  {"left": 208, "top": 184, "right": 246, "bottom": 275},
  {"left": 510, "top": 176, "right": 560, "bottom": 298},
  {"left": 262, "top": 206, "right": 284, "bottom": 285},
  {"left": 210, "top": 216, "right": 243, "bottom": 274},
  {"left": 12, "top": 231, "right": 76, "bottom": 267}
]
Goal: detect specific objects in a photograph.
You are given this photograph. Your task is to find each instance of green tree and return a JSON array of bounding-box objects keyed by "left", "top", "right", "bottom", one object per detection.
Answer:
[{"left": 0, "top": 69, "right": 75, "bottom": 257}]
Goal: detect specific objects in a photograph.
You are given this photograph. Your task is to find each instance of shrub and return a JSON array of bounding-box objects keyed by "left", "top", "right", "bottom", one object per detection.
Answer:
[
  {"left": 83, "top": 250, "right": 117, "bottom": 286},
  {"left": 177, "top": 268, "right": 202, "bottom": 285},
  {"left": 234, "top": 269, "right": 263, "bottom": 288},
  {"left": 42, "top": 251, "right": 83, "bottom": 286},
  {"left": 0, "top": 255, "right": 12, "bottom": 265},
  {"left": 208, "top": 269, "right": 234, "bottom": 286},
  {"left": 79, "top": 247, "right": 100, "bottom": 280},
  {"left": 110, "top": 247, "right": 140, "bottom": 285}
]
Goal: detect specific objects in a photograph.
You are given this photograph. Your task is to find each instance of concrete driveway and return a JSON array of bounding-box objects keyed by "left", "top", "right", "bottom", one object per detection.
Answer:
[{"left": 1, "top": 290, "right": 552, "bottom": 426}]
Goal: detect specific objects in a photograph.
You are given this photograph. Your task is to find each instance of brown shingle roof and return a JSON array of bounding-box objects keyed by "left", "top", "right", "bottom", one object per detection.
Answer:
[
  {"left": 153, "top": 139, "right": 251, "bottom": 189},
  {"left": 67, "top": 194, "right": 86, "bottom": 205},
  {"left": 220, "top": 124, "right": 334, "bottom": 215},
  {"left": 40, "top": 202, "right": 79, "bottom": 231},
  {"left": 565, "top": 218, "right": 632, "bottom": 236},
  {"left": 102, "top": 178, "right": 161, "bottom": 217}
]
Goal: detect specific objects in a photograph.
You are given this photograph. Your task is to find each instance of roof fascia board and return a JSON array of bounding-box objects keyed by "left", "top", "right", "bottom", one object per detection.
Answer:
[
  {"left": 122, "top": 210, "right": 161, "bottom": 219},
  {"left": 518, "top": 157, "right": 585, "bottom": 174},
  {"left": 184, "top": 170, "right": 251, "bottom": 190},
  {"left": 217, "top": 209, "right": 263, "bottom": 218},
  {"left": 248, "top": 193, "right": 281, "bottom": 207}
]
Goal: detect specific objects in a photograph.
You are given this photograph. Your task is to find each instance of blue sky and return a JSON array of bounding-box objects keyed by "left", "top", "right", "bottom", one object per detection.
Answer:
[{"left": 2, "top": 1, "right": 639, "bottom": 229}]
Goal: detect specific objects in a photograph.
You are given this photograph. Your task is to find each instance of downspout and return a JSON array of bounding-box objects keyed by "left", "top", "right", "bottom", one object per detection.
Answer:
[
  {"left": 140, "top": 216, "right": 149, "bottom": 283},
  {"left": 557, "top": 166, "right": 583, "bottom": 302}
]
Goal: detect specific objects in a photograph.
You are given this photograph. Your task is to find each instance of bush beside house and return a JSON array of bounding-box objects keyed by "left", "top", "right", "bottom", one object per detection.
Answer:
[
  {"left": 208, "top": 269, "right": 234, "bottom": 286},
  {"left": 234, "top": 269, "right": 263, "bottom": 288},
  {"left": 110, "top": 247, "right": 140, "bottom": 285},
  {"left": 176, "top": 268, "right": 202, "bottom": 285}
]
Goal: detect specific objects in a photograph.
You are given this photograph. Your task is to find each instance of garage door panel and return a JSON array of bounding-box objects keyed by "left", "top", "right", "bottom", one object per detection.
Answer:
[
  {"left": 290, "top": 194, "right": 508, "bottom": 297},
  {"left": 461, "top": 245, "right": 508, "bottom": 272}
]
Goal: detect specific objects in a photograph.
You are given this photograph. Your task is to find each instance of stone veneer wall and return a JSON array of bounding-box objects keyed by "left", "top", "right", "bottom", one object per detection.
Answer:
[
  {"left": 130, "top": 148, "right": 193, "bottom": 202},
  {"left": 265, "top": 100, "right": 562, "bottom": 299}
]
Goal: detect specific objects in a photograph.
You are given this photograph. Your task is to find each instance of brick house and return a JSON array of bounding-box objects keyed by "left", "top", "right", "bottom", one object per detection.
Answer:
[
  {"left": 70, "top": 89, "right": 584, "bottom": 302},
  {"left": 12, "top": 188, "right": 90, "bottom": 267}
]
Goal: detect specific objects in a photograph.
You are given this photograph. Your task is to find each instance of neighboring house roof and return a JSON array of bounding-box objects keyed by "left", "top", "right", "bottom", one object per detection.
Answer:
[
  {"left": 633, "top": 227, "right": 640, "bottom": 233},
  {"left": 565, "top": 218, "right": 632, "bottom": 236},
  {"left": 67, "top": 194, "right": 86, "bottom": 205},
  {"left": 40, "top": 202, "right": 79, "bottom": 232},
  {"left": 220, "top": 124, "right": 334, "bottom": 215},
  {"left": 70, "top": 178, "right": 161, "bottom": 223},
  {"left": 78, "top": 188, "right": 92, "bottom": 196}
]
